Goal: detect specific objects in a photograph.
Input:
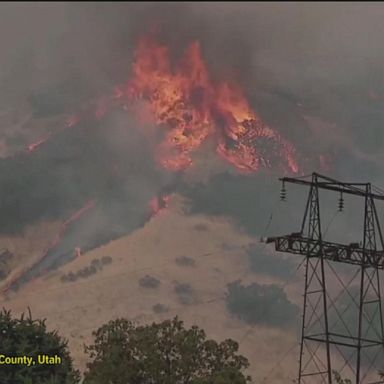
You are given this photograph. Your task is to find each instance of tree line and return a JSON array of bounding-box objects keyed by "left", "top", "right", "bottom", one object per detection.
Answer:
[
  {"left": 1, "top": 308, "right": 373, "bottom": 383},
  {"left": 0, "top": 309, "right": 250, "bottom": 384}
]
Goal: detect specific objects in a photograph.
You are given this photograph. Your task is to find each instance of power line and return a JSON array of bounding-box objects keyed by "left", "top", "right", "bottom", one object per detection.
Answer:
[{"left": 261, "top": 194, "right": 282, "bottom": 238}]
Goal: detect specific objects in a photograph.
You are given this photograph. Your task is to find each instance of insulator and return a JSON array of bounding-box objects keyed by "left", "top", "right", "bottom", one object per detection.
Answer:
[
  {"left": 338, "top": 193, "right": 344, "bottom": 212},
  {"left": 280, "top": 182, "right": 287, "bottom": 201}
]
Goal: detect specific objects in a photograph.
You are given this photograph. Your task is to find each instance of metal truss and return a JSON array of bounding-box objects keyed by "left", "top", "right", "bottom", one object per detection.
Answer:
[{"left": 266, "top": 173, "right": 384, "bottom": 383}]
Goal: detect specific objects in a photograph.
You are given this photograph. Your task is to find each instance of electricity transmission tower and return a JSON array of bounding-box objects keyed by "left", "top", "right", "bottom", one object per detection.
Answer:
[{"left": 265, "top": 173, "right": 384, "bottom": 383}]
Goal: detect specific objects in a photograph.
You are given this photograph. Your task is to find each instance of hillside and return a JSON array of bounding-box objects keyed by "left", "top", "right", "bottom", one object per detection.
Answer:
[{"left": 1, "top": 195, "right": 300, "bottom": 383}]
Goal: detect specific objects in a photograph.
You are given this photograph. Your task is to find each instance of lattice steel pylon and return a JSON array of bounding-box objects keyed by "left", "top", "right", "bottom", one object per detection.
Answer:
[{"left": 265, "top": 173, "right": 384, "bottom": 383}]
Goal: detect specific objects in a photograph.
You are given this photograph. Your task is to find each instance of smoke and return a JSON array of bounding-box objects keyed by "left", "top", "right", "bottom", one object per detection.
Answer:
[
  {"left": 1, "top": 3, "right": 384, "bottom": 284},
  {"left": 1, "top": 3, "right": 383, "bottom": 176}
]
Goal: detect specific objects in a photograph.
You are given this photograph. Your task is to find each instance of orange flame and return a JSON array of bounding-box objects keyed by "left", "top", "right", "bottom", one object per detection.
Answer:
[
  {"left": 75, "top": 247, "right": 82, "bottom": 258},
  {"left": 1, "top": 200, "right": 96, "bottom": 294},
  {"left": 24, "top": 35, "right": 300, "bottom": 174},
  {"left": 65, "top": 115, "right": 80, "bottom": 128},
  {"left": 27, "top": 135, "right": 51, "bottom": 153},
  {"left": 126, "top": 36, "right": 299, "bottom": 174},
  {"left": 149, "top": 193, "right": 172, "bottom": 217}
]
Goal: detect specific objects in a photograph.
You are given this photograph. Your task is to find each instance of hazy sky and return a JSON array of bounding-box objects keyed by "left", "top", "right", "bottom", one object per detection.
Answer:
[{"left": 1, "top": 3, "right": 383, "bottom": 94}]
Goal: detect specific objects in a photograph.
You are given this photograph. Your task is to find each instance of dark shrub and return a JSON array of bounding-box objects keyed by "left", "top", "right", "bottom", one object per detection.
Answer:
[
  {"left": 77, "top": 268, "right": 88, "bottom": 278},
  {"left": 0, "top": 269, "right": 9, "bottom": 281},
  {"left": 174, "top": 282, "right": 193, "bottom": 295},
  {"left": 91, "top": 258, "right": 101, "bottom": 270},
  {"left": 101, "top": 256, "right": 112, "bottom": 265},
  {"left": 193, "top": 223, "right": 208, "bottom": 231},
  {"left": 66, "top": 272, "right": 77, "bottom": 282},
  {"left": 175, "top": 256, "right": 196, "bottom": 267},
  {"left": 152, "top": 304, "right": 169, "bottom": 314},
  {"left": 178, "top": 294, "right": 194, "bottom": 305},
  {"left": 139, "top": 275, "right": 161, "bottom": 289},
  {"left": 60, "top": 274, "right": 68, "bottom": 283},
  {"left": 174, "top": 282, "right": 194, "bottom": 305},
  {"left": 226, "top": 280, "right": 299, "bottom": 328}
]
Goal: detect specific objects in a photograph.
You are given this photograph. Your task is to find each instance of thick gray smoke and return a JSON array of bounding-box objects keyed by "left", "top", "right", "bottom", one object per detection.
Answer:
[
  {"left": 1, "top": 3, "right": 384, "bottom": 177},
  {"left": 1, "top": 3, "right": 384, "bottom": 284}
]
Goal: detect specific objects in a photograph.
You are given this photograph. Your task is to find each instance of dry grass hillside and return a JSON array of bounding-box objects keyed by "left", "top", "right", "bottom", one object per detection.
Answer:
[{"left": 1, "top": 195, "right": 300, "bottom": 383}]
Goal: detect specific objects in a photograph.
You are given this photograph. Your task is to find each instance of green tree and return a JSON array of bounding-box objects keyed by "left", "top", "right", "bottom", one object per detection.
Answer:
[
  {"left": 192, "top": 367, "right": 248, "bottom": 384},
  {"left": 83, "top": 316, "right": 251, "bottom": 384},
  {"left": 0, "top": 308, "right": 80, "bottom": 384}
]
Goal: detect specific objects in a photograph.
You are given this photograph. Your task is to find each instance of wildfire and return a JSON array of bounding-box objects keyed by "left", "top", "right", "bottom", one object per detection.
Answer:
[
  {"left": 63, "top": 199, "right": 96, "bottom": 226},
  {"left": 1, "top": 200, "right": 96, "bottom": 294},
  {"left": 126, "top": 36, "right": 299, "bottom": 173},
  {"left": 149, "top": 193, "right": 172, "bottom": 218},
  {"left": 75, "top": 247, "right": 82, "bottom": 258},
  {"left": 12, "top": 34, "right": 306, "bottom": 292},
  {"left": 66, "top": 115, "right": 80, "bottom": 128},
  {"left": 24, "top": 34, "right": 300, "bottom": 173},
  {"left": 27, "top": 135, "right": 51, "bottom": 153}
]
